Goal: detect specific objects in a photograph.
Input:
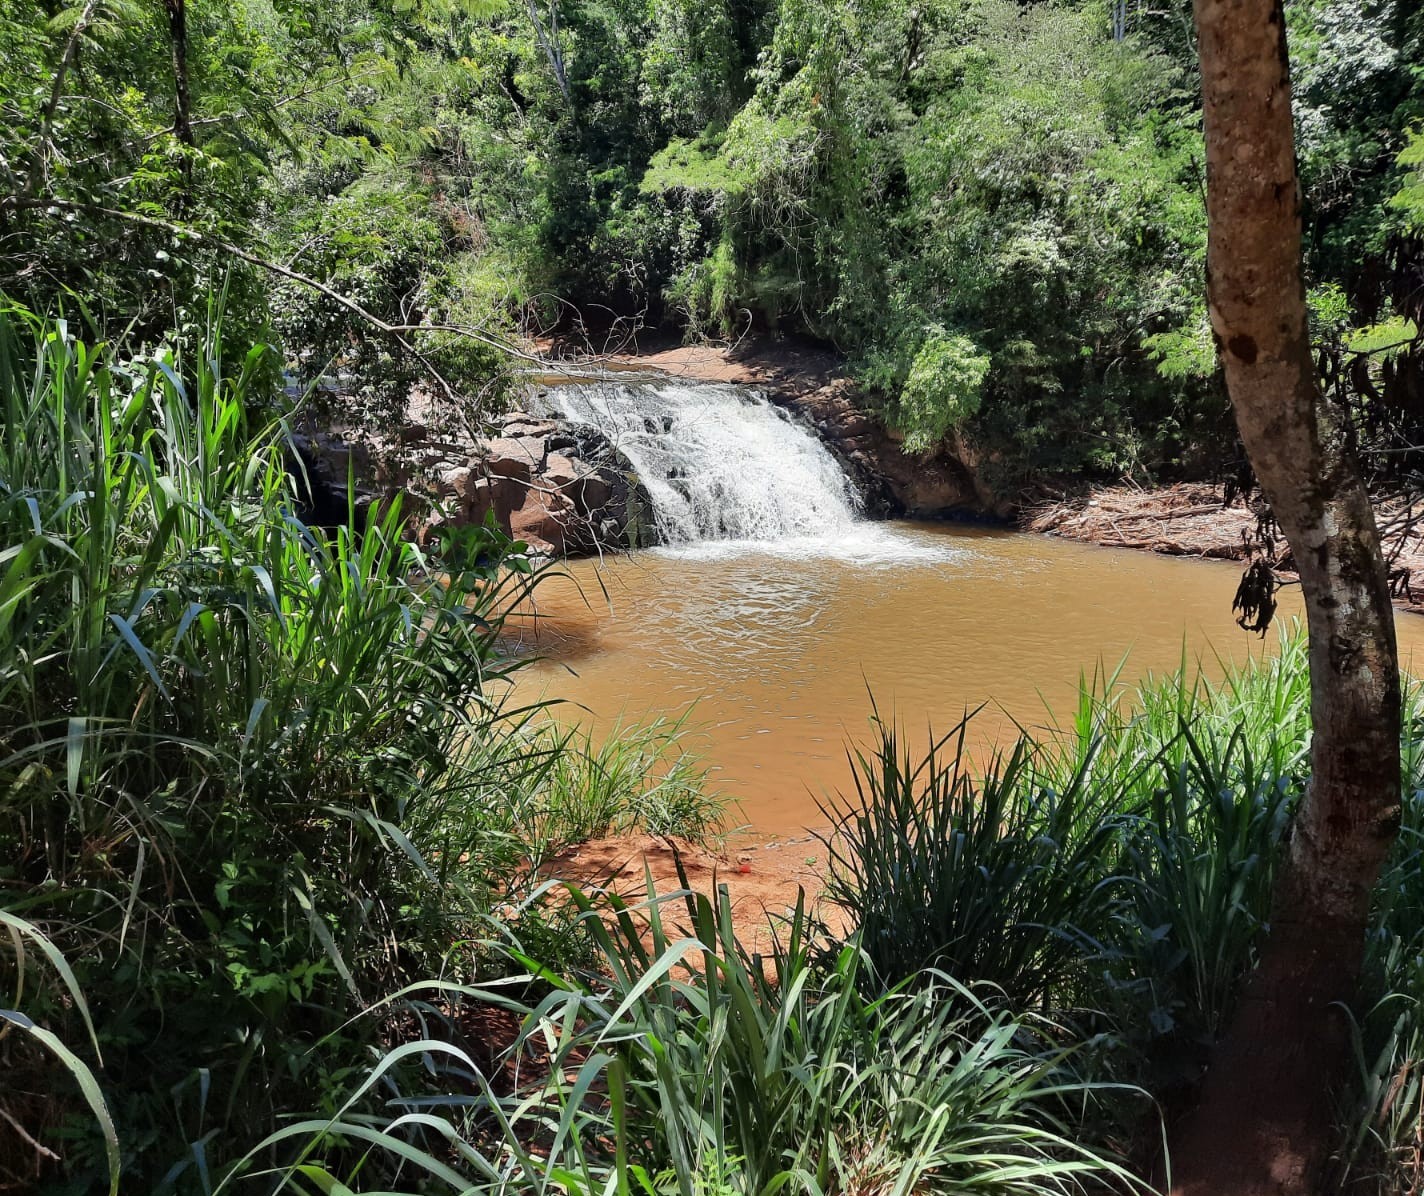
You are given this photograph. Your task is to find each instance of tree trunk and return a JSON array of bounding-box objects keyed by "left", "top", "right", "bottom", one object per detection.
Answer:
[
  {"left": 166, "top": 0, "right": 194, "bottom": 149},
  {"left": 1169, "top": 2, "right": 1403, "bottom": 1194}
]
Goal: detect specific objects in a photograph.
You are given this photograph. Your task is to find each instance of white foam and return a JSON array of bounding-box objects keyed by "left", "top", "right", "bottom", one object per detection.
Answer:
[
  {"left": 650, "top": 526, "right": 968, "bottom": 567},
  {"left": 533, "top": 376, "right": 973, "bottom": 567}
]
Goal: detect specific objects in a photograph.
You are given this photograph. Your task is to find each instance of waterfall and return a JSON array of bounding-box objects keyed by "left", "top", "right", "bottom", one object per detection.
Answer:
[{"left": 534, "top": 377, "right": 863, "bottom": 547}]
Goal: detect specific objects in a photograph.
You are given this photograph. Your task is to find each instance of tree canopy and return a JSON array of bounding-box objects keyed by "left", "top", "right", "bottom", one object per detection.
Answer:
[{"left": 3, "top": 0, "right": 1420, "bottom": 488}]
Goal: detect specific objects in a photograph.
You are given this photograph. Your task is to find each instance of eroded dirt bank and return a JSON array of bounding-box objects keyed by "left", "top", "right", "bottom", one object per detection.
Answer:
[
  {"left": 1026, "top": 482, "right": 1424, "bottom": 617},
  {"left": 540, "top": 832, "right": 846, "bottom": 954}
]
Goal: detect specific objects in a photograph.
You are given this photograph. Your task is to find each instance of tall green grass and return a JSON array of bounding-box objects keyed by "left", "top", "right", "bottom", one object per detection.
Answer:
[
  {"left": 529, "top": 713, "right": 727, "bottom": 855},
  {"left": 826, "top": 645, "right": 1310, "bottom": 1027},
  {"left": 824, "top": 637, "right": 1424, "bottom": 1185},
  {"left": 0, "top": 303, "right": 557, "bottom": 1191},
  {"left": 244, "top": 882, "right": 1141, "bottom": 1196},
  {"left": 822, "top": 712, "right": 1132, "bottom": 1006},
  {"left": 0, "top": 913, "right": 119, "bottom": 1196},
  {"left": 0, "top": 303, "right": 738, "bottom": 1192}
]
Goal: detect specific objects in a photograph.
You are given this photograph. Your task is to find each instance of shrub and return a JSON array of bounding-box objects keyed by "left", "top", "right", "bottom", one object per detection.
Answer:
[
  {"left": 890, "top": 329, "right": 992, "bottom": 454},
  {"left": 821, "top": 713, "right": 1133, "bottom": 1006}
]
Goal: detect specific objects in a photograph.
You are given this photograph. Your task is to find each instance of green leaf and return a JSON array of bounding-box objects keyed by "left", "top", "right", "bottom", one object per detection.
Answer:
[
  {"left": 0, "top": 1012, "right": 119, "bottom": 1196},
  {"left": 1345, "top": 317, "right": 1419, "bottom": 358}
]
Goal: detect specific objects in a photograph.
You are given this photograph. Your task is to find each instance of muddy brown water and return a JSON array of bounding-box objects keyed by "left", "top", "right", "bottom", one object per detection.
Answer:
[{"left": 504, "top": 522, "right": 1424, "bottom": 837}]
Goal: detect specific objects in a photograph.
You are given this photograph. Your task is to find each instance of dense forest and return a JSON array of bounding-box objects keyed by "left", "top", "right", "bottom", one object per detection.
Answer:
[
  {"left": 3, "top": 0, "right": 1421, "bottom": 489},
  {"left": 5, "top": 1, "right": 1424, "bottom": 1194}
]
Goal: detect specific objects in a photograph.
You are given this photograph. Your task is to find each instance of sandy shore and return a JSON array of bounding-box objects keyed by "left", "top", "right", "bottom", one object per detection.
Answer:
[{"left": 540, "top": 831, "right": 849, "bottom": 954}]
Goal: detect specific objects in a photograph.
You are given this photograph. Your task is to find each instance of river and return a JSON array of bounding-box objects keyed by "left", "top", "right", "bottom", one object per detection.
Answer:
[{"left": 503, "top": 374, "right": 1424, "bottom": 836}]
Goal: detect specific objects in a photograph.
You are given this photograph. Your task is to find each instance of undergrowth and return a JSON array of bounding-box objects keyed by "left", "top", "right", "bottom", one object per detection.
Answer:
[
  {"left": 258, "top": 635, "right": 1424, "bottom": 1196},
  {"left": 5, "top": 305, "right": 1422, "bottom": 1194},
  {"left": 0, "top": 306, "right": 722, "bottom": 1193}
]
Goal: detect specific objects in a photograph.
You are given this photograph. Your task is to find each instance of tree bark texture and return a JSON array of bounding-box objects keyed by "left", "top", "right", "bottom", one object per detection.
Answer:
[
  {"left": 166, "top": 0, "right": 194, "bottom": 149},
  {"left": 1171, "top": 2, "right": 1403, "bottom": 1193}
]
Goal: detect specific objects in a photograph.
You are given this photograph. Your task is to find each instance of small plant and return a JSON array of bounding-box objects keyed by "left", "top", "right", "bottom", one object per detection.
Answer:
[
  {"left": 530, "top": 714, "right": 726, "bottom": 855},
  {"left": 0, "top": 914, "right": 118, "bottom": 1196},
  {"left": 821, "top": 709, "right": 1136, "bottom": 1005}
]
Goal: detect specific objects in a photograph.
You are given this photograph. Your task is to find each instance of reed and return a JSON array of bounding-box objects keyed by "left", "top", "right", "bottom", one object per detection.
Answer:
[
  {"left": 239, "top": 880, "right": 1141, "bottom": 1196},
  {"left": 529, "top": 713, "right": 727, "bottom": 855}
]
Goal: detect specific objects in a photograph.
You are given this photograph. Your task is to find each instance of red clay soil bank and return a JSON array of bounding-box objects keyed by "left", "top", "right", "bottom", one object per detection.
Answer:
[
  {"left": 540, "top": 832, "right": 847, "bottom": 955},
  {"left": 1026, "top": 481, "right": 1424, "bottom": 616}
]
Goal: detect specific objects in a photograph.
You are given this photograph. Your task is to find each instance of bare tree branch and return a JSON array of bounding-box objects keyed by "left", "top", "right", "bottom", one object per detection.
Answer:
[
  {"left": 1, "top": 196, "right": 477, "bottom": 402},
  {"left": 526, "top": 0, "right": 570, "bottom": 105}
]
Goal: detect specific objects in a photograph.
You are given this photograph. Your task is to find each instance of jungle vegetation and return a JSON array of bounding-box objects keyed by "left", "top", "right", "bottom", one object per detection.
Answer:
[
  {"left": 2, "top": 0, "right": 1421, "bottom": 489},
  {"left": 5, "top": 0, "right": 1424, "bottom": 1193}
]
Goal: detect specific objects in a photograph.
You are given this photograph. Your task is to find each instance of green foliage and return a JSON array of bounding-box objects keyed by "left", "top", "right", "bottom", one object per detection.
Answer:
[
  {"left": 0, "top": 304, "right": 734, "bottom": 1191},
  {"left": 4, "top": 0, "right": 1422, "bottom": 488},
  {"left": 0, "top": 305, "right": 551, "bottom": 1190},
  {"left": 272, "top": 170, "right": 515, "bottom": 419},
  {"left": 1, "top": 914, "right": 119, "bottom": 1196},
  {"left": 1346, "top": 316, "right": 1420, "bottom": 358},
  {"left": 252, "top": 885, "right": 1138, "bottom": 1195},
  {"left": 824, "top": 635, "right": 1324, "bottom": 1120},
  {"left": 824, "top": 713, "right": 1130, "bottom": 1005},
  {"left": 530, "top": 715, "right": 727, "bottom": 854},
  {"left": 888, "top": 329, "right": 990, "bottom": 452},
  {"left": 1394, "top": 128, "right": 1424, "bottom": 227},
  {"left": 1, "top": 0, "right": 523, "bottom": 418}
]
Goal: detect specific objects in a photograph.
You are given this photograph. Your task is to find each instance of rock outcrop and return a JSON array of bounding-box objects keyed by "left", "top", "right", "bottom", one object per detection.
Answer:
[
  {"left": 291, "top": 335, "right": 1006, "bottom": 560},
  {"left": 431, "top": 414, "right": 656, "bottom": 555},
  {"left": 583, "top": 340, "right": 1005, "bottom": 520},
  {"left": 770, "top": 376, "right": 995, "bottom": 519},
  {"left": 290, "top": 411, "right": 656, "bottom": 558}
]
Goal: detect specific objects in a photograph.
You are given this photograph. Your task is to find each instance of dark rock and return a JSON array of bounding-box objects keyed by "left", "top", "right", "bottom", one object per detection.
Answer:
[
  {"left": 762, "top": 376, "right": 992, "bottom": 518},
  {"left": 576, "top": 474, "right": 612, "bottom": 512}
]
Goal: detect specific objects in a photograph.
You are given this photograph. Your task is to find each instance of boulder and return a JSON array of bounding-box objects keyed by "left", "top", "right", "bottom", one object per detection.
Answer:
[
  {"left": 292, "top": 399, "right": 660, "bottom": 559},
  {"left": 491, "top": 473, "right": 528, "bottom": 514},
  {"left": 500, "top": 414, "right": 560, "bottom": 439},
  {"left": 479, "top": 437, "right": 542, "bottom": 482},
  {"left": 510, "top": 502, "right": 565, "bottom": 555},
  {"left": 575, "top": 474, "right": 612, "bottom": 513},
  {"left": 542, "top": 453, "right": 579, "bottom": 490},
  {"left": 438, "top": 465, "right": 478, "bottom": 500}
]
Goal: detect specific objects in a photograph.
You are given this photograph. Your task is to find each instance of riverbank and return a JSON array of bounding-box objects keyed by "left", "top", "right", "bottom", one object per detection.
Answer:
[
  {"left": 542, "top": 831, "right": 845, "bottom": 954},
  {"left": 1027, "top": 482, "right": 1424, "bottom": 616}
]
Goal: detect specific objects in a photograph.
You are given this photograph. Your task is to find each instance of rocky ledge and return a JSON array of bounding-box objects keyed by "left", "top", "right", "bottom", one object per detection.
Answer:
[
  {"left": 583, "top": 340, "right": 1003, "bottom": 519},
  {"left": 292, "top": 335, "right": 1001, "bottom": 560},
  {"left": 292, "top": 411, "right": 656, "bottom": 558}
]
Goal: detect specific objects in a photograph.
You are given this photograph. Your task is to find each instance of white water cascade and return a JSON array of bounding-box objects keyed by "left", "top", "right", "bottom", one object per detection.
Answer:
[{"left": 535, "top": 377, "right": 864, "bottom": 547}]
